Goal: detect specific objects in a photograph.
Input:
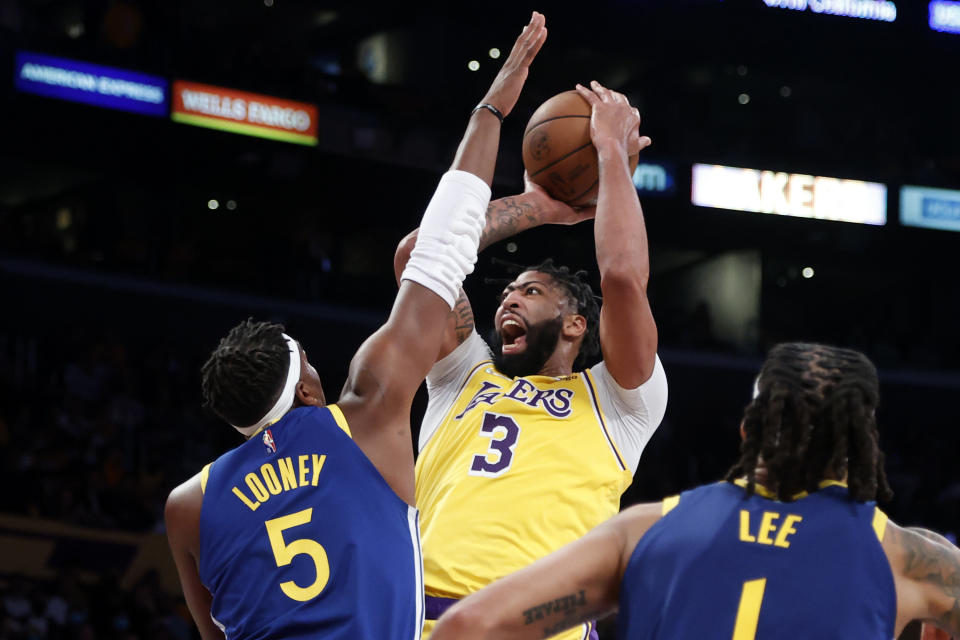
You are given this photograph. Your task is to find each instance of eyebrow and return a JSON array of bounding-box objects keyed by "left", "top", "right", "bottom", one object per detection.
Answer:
[{"left": 500, "top": 280, "right": 551, "bottom": 296}]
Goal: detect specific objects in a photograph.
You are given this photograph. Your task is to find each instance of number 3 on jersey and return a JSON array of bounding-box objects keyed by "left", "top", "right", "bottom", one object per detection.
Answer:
[
  {"left": 469, "top": 412, "right": 521, "bottom": 478},
  {"left": 265, "top": 508, "right": 330, "bottom": 602}
]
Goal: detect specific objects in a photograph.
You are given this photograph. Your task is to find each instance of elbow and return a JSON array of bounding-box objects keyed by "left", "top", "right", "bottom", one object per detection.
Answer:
[
  {"left": 394, "top": 229, "right": 419, "bottom": 284},
  {"left": 433, "top": 601, "right": 493, "bottom": 640}
]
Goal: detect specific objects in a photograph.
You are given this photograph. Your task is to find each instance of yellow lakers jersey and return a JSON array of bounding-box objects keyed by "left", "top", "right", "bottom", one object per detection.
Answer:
[{"left": 416, "top": 357, "right": 634, "bottom": 640}]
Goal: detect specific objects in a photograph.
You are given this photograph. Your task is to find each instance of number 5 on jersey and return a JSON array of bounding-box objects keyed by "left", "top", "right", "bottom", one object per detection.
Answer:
[
  {"left": 469, "top": 412, "right": 521, "bottom": 478},
  {"left": 265, "top": 508, "right": 330, "bottom": 602}
]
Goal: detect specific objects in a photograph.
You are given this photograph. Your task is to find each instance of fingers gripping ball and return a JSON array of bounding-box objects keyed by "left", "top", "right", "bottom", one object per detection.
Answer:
[{"left": 522, "top": 90, "right": 639, "bottom": 207}]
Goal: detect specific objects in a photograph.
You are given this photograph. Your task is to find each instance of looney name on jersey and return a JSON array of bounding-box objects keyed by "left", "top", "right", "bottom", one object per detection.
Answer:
[
  {"left": 231, "top": 454, "right": 327, "bottom": 512},
  {"left": 455, "top": 378, "right": 575, "bottom": 420}
]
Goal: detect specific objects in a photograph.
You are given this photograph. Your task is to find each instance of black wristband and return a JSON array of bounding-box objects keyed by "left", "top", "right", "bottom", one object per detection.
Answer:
[{"left": 472, "top": 103, "right": 504, "bottom": 124}]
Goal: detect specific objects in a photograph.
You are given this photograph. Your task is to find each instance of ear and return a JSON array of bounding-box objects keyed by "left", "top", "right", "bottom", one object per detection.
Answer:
[
  {"left": 562, "top": 314, "right": 587, "bottom": 340},
  {"left": 739, "top": 420, "right": 747, "bottom": 441},
  {"left": 295, "top": 380, "right": 324, "bottom": 407}
]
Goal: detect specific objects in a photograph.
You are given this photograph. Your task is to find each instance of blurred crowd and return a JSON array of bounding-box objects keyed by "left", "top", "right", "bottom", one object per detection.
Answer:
[
  {"left": 0, "top": 332, "right": 220, "bottom": 532},
  {"left": 0, "top": 570, "right": 192, "bottom": 640}
]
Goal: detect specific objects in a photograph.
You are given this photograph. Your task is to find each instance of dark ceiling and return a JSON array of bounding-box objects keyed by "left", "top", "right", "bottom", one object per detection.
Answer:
[{"left": 1, "top": 1, "right": 959, "bottom": 374}]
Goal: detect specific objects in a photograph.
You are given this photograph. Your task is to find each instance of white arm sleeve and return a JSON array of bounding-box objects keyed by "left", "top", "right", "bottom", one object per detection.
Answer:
[
  {"left": 418, "top": 330, "right": 493, "bottom": 451},
  {"left": 401, "top": 170, "right": 489, "bottom": 309},
  {"left": 588, "top": 356, "right": 668, "bottom": 474}
]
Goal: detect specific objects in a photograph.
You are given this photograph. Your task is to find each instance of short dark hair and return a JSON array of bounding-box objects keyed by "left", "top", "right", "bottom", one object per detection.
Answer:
[
  {"left": 726, "top": 342, "right": 893, "bottom": 503},
  {"left": 524, "top": 258, "right": 601, "bottom": 370},
  {"left": 201, "top": 319, "right": 290, "bottom": 428}
]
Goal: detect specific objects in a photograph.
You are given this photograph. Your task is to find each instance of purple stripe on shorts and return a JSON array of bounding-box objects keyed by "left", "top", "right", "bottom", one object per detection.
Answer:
[
  {"left": 587, "top": 620, "right": 599, "bottom": 640},
  {"left": 425, "top": 595, "right": 459, "bottom": 620}
]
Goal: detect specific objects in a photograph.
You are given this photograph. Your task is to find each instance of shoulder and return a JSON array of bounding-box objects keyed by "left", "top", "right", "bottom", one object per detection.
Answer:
[
  {"left": 427, "top": 329, "right": 492, "bottom": 389},
  {"left": 612, "top": 501, "right": 669, "bottom": 574},
  {"left": 583, "top": 358, "right": 668, "bottom": 473},
  {"left": 166, "top": 472, "right": 204, "bottom": 527},
  {"left": 587, "top": 356, "right": 667, "bottom": 415},
  {"left": 881, "top": 519, "right": 960, "bottom": 633},
  {"left": 883, "top": 520, "right": 957, "bottom": 574},
  {"left": 165, "top": 471, "right": 205, "bottom": 550}
]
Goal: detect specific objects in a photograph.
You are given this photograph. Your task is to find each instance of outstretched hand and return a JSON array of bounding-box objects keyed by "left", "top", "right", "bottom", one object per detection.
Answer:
[
  {"left": 481, "top": 12, "right": 547, "bottom": 118},
  {"left": 522, "top": 171, "right": 597, "bottom": 225},
  {"left": 575, "top": 80, "right": 651, "bottom": 156}
]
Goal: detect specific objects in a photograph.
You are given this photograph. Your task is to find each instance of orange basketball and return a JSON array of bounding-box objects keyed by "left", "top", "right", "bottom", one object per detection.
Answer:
[{"left": 522, "top": 90, "right": 639, "bottom": 207}]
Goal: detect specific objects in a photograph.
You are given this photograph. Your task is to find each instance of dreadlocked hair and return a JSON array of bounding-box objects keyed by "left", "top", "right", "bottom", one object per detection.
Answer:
[
  {"left": 488, "top": 257, "right": 601, "bottom": 369},
  {"left": 201, "top": 319, "right": 290, "bottom": 428},
  {"left": 725, "top": 342, "right": 893, "bottom": 504}
]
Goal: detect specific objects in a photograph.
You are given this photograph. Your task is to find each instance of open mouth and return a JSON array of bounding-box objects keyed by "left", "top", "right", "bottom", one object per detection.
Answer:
[{"left": 500, "top": 317, "right": 527, "bottom": 354}]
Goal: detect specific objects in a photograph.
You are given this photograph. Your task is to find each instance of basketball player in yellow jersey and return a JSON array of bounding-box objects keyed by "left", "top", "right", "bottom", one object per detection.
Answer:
[
  {"left": 430, "top": 343, "right": 960, "bottom": 640},
  {"left": 394, "top": 81, "right": 668, "bottom": 640}
]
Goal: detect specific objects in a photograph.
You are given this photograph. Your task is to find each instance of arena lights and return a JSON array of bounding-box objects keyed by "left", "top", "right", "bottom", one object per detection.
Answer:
[
  {"left": 632, "top": 162, "right": 677, "bottom": 197},
  {"left": 14, "top": 51, "right": 167, "bottom": 117},
  {"left": 762, "top": 0, "right": 898, "bottom": 23},
  {"left": 691, "top": 164, "right": 887, "bottom": 225},
  {"left": 930, "top": 1, "right": 960, "bottom": 33},
  {"left": 171, "top": 80, "right": 318, "bottom": 146},
  {"left": 900, "top": 185, "right": 960, "bottom": 232}
]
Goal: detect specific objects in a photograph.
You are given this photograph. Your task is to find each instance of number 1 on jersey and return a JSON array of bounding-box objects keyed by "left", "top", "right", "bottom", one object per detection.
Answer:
[
  {"left": 732, "top": 578, "right": 766, "bottom": 640},
  {"left": 469, "top": 412, "right": 521, "bottom": 478}
]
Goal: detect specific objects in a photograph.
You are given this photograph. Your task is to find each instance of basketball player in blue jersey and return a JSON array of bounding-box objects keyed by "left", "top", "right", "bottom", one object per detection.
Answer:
[
  {"left": 394, "top": 79, "right": 668, "bottom": 640},
  {"left": 163, "top": 12, "right": 549, "bottom": 640},
  {"left": 431, "top": 342, "right": 960, "bottom": 640}
]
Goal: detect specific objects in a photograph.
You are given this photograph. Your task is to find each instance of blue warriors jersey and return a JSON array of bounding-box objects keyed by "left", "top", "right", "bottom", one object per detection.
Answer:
[
  {"left": 618, "top": 481, "right": 896, "bottom": 640},
  {"left": 198, "top": 405, "right": 424, "bottom": 640}
]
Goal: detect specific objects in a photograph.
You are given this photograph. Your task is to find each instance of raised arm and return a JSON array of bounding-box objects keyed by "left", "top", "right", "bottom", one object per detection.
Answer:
[
  {"left": 394, "top": 176, "right": 597, "bottom": 360},
  {"left": 884, "top": 521, "right": 960, "bottom": 637},
  {"left": 576, "top": 81, "right": 657, "bottom": 388},
  {"left": 431, "top": 502, "right": 663, "bottom": 640},
  {"left": 337, "top": 12, "right": 547, "bottom": 504}
]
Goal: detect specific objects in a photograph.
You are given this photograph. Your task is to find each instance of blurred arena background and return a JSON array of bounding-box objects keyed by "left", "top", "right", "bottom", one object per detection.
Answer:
[{"left": 0, "top": 1, "right": 958, "bottom": 638}]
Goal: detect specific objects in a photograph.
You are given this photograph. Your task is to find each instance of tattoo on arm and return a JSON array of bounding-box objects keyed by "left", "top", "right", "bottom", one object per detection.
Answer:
[
  {"left": 521, "top": 590, "right": 606, "bottom": 638},
  {"left": 479, "top": 197, "right": 541, "bottom": 251},
  {"left": 898, "top": 527, "right": 960, "bottom": 635},
  {"left": 441, "top": 198, "right": 539, "bottom": 348},
  {"left": 450, "top": 290, "right": 474, "bottom": 345}
]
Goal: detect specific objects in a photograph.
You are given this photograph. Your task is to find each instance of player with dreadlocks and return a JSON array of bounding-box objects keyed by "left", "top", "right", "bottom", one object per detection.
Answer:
[
  {"left": 727, "top": 341, "right": 894, "bottom": 503},
  {"left": 393, "top": 81, "right": 668, "bottom": 640},
  {"left": 430, "top": 342, "right": 960, "bottom": 640},
  {"left": 163, "top": 13, "right": 549, "bottom": 640}
]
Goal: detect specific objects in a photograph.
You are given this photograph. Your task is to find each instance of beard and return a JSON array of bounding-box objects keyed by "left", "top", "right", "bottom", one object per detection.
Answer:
[{"left": 490, "top": 315, "right": 564, "bottom": 379}]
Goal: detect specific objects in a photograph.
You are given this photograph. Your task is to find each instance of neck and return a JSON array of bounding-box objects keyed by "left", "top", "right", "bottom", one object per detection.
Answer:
[
  {"left": 749, "top": 463, "right": 848, "bottom": 488},
  {"left": 536, "top": 346, "right": 577, "bottom": 377},
  {"left": 537, "top": 362, "right": 573, "bottom": 377}
]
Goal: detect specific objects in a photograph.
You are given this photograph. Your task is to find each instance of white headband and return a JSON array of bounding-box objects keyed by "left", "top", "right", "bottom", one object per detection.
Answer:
[{"left": 232, "top": 333, "right": 302, "bottom": 437}]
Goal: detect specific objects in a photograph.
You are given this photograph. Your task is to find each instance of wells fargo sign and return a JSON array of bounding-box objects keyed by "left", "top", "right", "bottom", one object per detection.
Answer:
[{"left": 171, "top": 80, "right": 318, "bottom": 146}]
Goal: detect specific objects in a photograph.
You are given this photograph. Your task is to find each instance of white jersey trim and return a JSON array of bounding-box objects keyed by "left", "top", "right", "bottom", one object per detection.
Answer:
[
  {"left": 408, "top": 506, "right": 424, "bottom": 640},
  {"left": 211, "top": 612, "right": 226, "bottom": 636}
]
